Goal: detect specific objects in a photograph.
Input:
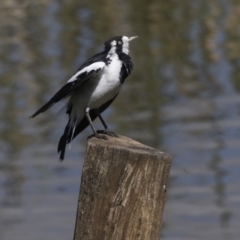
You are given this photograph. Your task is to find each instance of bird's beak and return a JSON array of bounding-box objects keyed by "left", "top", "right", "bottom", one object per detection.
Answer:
[{"left": 128, "top": 36, "right": 138, "bottom": 42}]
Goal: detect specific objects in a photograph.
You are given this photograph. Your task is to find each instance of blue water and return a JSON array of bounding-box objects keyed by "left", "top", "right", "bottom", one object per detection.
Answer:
[{"left": 0, "top": 1, "right": 240, "bottom": 239}]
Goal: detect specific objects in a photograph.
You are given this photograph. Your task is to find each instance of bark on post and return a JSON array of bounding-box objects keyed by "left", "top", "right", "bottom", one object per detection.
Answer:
[{"left": 74, "top": 135, "right": 172, "bottom": 240}]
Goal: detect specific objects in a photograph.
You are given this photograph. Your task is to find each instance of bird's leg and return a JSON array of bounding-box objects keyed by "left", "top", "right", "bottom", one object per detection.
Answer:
[
  {"left": 85, "top": 108, "right": 107, "bottom": 140},
  {"left": 96, "top": 110, "right": 119, "bottom": 137}
]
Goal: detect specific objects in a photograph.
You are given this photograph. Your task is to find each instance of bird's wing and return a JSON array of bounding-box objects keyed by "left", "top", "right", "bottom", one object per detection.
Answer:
[{"left": 30, "top": 62, "right": 105, "bottom": 118}]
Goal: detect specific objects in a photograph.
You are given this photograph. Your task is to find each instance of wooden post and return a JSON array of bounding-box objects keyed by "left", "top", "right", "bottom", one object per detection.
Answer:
[{"left": 74, "top": 135, "right": 172, "bottom": 240}]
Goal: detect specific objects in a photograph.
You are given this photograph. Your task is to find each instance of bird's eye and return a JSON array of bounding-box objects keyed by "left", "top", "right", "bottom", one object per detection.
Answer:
[{"left": 118, "top": 41, "right": 122, "bottom": 45}]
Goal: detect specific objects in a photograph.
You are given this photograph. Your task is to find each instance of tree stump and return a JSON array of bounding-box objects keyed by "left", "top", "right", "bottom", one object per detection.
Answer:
[{"left": 74, "top": 135, "right": 172, "bottom": 240}]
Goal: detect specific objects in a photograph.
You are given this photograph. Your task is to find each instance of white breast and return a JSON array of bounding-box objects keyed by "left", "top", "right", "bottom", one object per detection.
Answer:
[{"left": 88, "top": 55, "right": 122, "bottom": 109}]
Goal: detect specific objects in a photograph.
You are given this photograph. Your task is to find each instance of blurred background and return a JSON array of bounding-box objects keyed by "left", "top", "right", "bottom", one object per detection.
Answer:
[{"left": 0, "top": 0, "right": 240, "bottom": 239}]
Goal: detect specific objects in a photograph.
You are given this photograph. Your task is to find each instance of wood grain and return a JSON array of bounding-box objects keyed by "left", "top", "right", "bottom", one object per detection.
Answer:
[{"left": 74, "top": 135, "right": 172, "bottom": 240}]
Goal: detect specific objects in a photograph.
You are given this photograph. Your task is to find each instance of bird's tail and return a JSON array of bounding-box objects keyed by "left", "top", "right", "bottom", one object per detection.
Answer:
[
  {"left": 57, "top": 103, "right": 77, "bottom": 161},
  {"left": 58, "top": 120, "right": 70, "bottom": 161},
  {"left": 58, "top": 115, "right": 79, "bottom": 161},
  {"left": 57, "top": 109, "right": 99, "bottom": 161}
]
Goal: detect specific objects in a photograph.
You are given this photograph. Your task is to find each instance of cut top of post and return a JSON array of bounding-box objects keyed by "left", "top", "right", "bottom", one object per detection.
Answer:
[{"left": 87, "top": 135, "right": 170, "bottom": 160}]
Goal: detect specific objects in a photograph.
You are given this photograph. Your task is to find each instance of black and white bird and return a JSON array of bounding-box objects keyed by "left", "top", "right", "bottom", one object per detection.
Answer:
[{"left": 31, "top": 35, "right": 137, "bottom": 161}]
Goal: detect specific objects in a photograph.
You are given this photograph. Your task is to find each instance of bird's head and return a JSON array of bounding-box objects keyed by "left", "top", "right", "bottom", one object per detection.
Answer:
[{"left": 104, "top": 36, "right": 138, "bottom": 55}]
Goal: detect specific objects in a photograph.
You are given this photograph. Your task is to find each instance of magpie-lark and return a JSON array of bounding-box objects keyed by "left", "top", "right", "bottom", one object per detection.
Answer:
[{"left": 31, "top": 36, "right": 137, "bottom": 161}]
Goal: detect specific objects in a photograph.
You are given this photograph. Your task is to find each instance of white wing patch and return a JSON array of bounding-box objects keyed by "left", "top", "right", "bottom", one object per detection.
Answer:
[{"left": 67, "top": 62, "right": 105, "bottom": 83}]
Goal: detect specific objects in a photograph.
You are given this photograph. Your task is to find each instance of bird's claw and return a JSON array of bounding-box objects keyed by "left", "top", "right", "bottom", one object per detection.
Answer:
[{"left": 97, "top": 130, "right": 119, "bottom": 137}]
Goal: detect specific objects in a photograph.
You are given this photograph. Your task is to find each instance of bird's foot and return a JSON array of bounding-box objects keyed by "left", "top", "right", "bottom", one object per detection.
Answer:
[
  {"left": 87, "top": 133, "right": 108, "bottom": 140},
  {"left": 97, "top": 129, "right": 119, "bottom": 138}
]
